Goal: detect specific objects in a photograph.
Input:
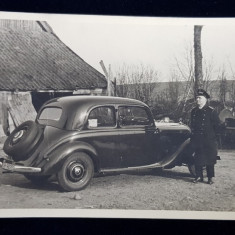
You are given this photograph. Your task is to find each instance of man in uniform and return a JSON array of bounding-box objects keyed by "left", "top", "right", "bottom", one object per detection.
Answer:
[{"left": 190, "top": 89, "right": 221, "bottom": 184}]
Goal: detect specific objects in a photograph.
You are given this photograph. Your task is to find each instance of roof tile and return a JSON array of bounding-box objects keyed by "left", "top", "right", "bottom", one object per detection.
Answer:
[{"left": 0, "top": 20, "right": 107, "bottom": 91}]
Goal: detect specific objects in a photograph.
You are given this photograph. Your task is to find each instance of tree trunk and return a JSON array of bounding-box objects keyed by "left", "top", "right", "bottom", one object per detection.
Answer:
[{"left": 194, "top": 25, "right": 203, "bottom": 97}]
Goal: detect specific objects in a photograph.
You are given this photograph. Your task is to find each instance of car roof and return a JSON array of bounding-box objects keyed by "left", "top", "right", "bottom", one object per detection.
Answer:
[
  {"left": 44, "top": 95, "right": 148, "bottom": 109},
  {"left": 39, "top": 96, "right": 150, "bottom": 130}
]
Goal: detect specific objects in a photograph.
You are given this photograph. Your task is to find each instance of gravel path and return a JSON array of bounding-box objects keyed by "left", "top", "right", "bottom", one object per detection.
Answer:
[{"left": 0, "top": 145, "right": 234, "bottom": 213}]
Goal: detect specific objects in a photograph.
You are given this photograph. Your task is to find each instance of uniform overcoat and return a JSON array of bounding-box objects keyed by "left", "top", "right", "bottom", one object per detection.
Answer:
[{"left": 190, "top": 104, "right": 221, "bottom": 166}]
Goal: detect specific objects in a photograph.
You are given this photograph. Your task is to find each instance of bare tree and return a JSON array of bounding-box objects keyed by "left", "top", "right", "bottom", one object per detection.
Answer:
[
  {"left": 168, "top": 70, "right": 180, "bottom": 104},
  {"left": 217, "top": 68, "right": 227, "bottom": 106},
  {"left": 171, "top": 38, "right": 215, "bottom": 122},
  {"left": 202, "top": 59, "right": 214, "bottom": 91},
  {"left": 174, "top": 44, "right": 195, "bottom": 107},
  {"left": 153, "top": 74, "right": 182, "bottom": 120},
  {"left": 230, "top": 80, "right": 235, "bottom": 110},
  {"left": 115, "top": 63, "right": 159, "bottom": 107},
  {"left": 228, "top": 61, "right": 235, "bottom": 109}
]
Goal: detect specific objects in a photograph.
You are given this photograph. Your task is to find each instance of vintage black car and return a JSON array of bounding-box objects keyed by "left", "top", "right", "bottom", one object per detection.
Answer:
[{"left": 0, "top": 96, "right": 194, "bottom": 191}]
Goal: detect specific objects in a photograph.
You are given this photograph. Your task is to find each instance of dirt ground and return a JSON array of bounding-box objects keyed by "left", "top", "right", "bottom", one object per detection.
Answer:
[{"left": 0, "top": 136, "right": 235, "bottom": 212}]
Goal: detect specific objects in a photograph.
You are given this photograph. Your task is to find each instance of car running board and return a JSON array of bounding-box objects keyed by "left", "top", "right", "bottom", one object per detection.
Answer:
[{"left": 101, "top": 138, "right": 190, "bottom": 173}]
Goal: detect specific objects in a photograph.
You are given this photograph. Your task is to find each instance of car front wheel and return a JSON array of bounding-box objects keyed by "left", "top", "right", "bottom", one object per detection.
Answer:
[{"left": 57, "top": 152, "right": 94, "bottom": 191}]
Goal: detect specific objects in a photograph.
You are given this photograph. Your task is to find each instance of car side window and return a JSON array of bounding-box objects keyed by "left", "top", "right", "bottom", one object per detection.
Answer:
[
  {"left": 38, "top": 107, "right": 62, "bottom": 121},
  {"left": 118, "top": 106, "right": 150, "bottom": 126},
  {"left": 87, "top": 106, "right": 116, "bottom": 128}
]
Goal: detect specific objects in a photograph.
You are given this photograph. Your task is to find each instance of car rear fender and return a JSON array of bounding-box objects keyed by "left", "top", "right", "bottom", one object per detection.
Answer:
[{"left": 41, "top": 141, "right": 99, "bottom": 174}]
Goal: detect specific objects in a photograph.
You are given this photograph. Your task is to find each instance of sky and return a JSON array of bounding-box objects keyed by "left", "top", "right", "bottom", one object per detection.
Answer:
[
  {"left": 1, "top": 12, "right": 235, "bottom": 82},
  {"left": 47, "top": 16, "right": 235, "bottom": 82}
]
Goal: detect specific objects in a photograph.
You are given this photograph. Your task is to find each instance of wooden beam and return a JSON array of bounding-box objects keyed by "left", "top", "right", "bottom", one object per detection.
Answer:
[
  {"left": 99, "top": 60, "right": 109, "bottom": 78},
  {"left": 100, "top": 60, "right": 110, "bottom": 96}
]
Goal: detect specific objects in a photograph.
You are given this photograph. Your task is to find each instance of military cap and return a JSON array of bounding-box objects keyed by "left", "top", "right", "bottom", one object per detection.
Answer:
[{"left": 196, "top": 89, "right": 210, "bottom": 99}]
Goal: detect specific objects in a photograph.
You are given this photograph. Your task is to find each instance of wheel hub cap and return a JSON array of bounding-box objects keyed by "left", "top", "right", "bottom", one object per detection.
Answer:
[
  {"left": 12, "top": 130, "right": 25, "bottom": 144},
  {"left": 74, "top": 166, "right": 82, "bottom": 175},
  {"left": 67, "top": 162, "right": 85, "bottom": 182}
]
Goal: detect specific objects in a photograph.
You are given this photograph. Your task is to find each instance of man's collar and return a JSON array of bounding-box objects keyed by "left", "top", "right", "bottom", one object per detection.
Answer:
[{"left": 198, "top": 104, "right": 208, "bottom": 110}]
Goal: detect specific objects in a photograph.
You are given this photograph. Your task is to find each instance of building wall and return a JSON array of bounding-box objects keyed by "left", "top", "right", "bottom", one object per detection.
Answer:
[{"left": 0, "top": 91, "right": 37, "bottom": 136}]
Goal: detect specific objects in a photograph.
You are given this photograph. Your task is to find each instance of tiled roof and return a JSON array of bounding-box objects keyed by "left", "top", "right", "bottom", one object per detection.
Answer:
[{"left": 0, "top": 20, "right": 107, "bottom": 91}]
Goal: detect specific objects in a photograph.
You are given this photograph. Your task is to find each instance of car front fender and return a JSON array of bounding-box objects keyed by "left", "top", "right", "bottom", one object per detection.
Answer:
[
  {"left": 175, "top": 138, "right": 195, "bottom": 165},
  {"left": 160, "top": 138, "right": 192, "bottom": 168},
  {"left": 41, "top": 141, "right": 99, "bottom": 174}
]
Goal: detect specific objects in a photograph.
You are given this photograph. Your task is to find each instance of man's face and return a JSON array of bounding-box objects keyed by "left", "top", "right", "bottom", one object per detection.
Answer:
[{"left": 196, "top": 95, "right": 207, "bottom": 107}]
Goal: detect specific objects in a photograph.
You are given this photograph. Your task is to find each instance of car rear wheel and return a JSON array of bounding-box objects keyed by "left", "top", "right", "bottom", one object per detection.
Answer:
[
  {"left": 57, "top": 152, "right": 94, "bottom": 191},
  {"left": 3, "top": 121, "right": 42, "bottom": 161}
]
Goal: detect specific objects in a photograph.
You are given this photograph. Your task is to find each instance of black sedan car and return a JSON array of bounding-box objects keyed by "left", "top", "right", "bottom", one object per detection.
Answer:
[{"left": 0, "top": 96, "right": 194, "bottom": 191}]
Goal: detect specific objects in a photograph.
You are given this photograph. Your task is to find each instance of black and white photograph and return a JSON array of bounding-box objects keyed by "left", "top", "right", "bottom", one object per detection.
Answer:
[{"left": 0, "top": 12, "right": 234, "bottom": 220}]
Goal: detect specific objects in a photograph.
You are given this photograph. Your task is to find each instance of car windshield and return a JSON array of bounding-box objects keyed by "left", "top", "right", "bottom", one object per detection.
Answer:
[{"left": 38, "top": 107, "right": 62, "bottom": 121}]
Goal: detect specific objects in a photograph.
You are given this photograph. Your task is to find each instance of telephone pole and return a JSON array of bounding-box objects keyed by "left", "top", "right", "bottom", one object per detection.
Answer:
[{"left": 194, "top": 25, "right": 203, "bottom": 98}]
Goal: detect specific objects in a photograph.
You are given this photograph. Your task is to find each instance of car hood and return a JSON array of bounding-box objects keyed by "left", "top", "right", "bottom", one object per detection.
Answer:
[{"left": 155, "top": 121, "right": 191, "bottom": 132}]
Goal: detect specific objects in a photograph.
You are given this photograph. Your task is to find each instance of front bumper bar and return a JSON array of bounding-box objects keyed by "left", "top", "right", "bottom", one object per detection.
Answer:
[{"left": 0, "top": 160, "right": 41, "bottom": 173}]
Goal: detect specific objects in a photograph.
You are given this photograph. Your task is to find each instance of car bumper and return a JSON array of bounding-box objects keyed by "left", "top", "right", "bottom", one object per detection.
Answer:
[{"left": 0, "top": 159, "right": 41, "bottom": 173}]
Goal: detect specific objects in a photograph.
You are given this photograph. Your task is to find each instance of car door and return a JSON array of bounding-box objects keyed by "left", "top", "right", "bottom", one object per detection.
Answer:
[
  {"left": 117, "top": 105, "right": 158, "bottom": 167},
  {"left": 154, "top": 125, "right": 191, "bottom": 161},
  {"left": 85, "top": 105, "right": 122, "bottom": 168}
]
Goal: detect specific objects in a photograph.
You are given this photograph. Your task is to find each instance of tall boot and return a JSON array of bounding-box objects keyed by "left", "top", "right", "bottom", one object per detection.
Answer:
[
  {"left": 206, "top": 165, "right": 215, "bottom": 185},
  {"left": 193, "top": 165, "right": 203, "bottom": 183}
]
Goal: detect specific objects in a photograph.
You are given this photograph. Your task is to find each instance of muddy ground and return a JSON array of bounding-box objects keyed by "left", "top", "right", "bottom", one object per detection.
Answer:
[{"left": 0, "top": 136, "right": 235, "bottom": 212}]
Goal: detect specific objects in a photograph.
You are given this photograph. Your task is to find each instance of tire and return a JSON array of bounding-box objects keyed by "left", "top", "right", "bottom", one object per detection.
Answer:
[
  {"left": 188, "top": 164, "right": 207, "bottom": 177},
  {"left": 57, "top": 152, "right": 94, "bottom": 192},
  {"left": 24, "top": 174, "right": 51, "bottom": 185},
  {"left": 3, "top": 121, "right": 42, "bottom": 161}
]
